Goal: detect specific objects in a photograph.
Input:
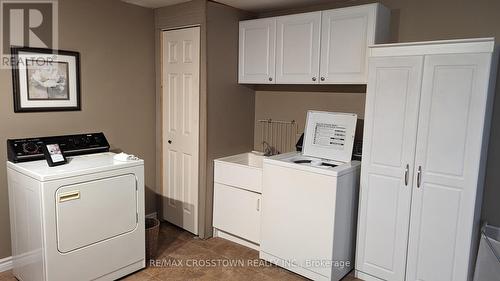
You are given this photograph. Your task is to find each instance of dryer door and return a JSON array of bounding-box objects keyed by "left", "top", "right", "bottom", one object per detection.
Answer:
[{"left": 55, "top": 174, "right": 138, "bottom": 253}]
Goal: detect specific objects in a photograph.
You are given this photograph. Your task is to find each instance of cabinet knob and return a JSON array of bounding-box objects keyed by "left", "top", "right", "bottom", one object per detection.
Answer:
[
  {"left": 312, "top": 77, "right": 317, "bottom": 82},
  {"left": 168, "top": 140, "right": 172, "bottom": 144},
  {"left": 404, "top": 164, "right": 409, "bottom": 186},
  {"left": 268, "top": 77, "right": 273, "bottom": 82},
  {"left": 417, "top": 166, "right": 422, "bottom": 188},
  {"left": 320, "top": 77, "right": 325, "bottom": 81}
]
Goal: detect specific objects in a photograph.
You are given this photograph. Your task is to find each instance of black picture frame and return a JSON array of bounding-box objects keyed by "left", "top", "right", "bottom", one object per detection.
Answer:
[{"left": 11, "top": 47, "right": 81, "bottom": 112}]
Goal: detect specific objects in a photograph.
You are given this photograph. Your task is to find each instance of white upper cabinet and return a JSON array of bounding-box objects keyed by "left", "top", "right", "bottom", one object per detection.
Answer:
[
  {"left": 320, "top": 4, "right": 390, "bottom": 84},
  {"left": 275, "top": 12, "right": 321, "bottom": 84},
  {"left": 238, "top": 3, "right": 390, "bottom": 85},
  {"left": 238, "top": 18, "right": 276, "bottom": 84}
]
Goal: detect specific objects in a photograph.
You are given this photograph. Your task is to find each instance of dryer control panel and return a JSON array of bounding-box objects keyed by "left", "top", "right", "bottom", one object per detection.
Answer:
[{"left": 7, "top": 132, "right": 110, "bottom": 163}]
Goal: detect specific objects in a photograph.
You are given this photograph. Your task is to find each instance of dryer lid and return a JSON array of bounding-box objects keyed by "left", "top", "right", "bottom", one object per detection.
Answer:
[
  {"left": 302, "top": 111, "right": 357, "bottom": 163},
  {"left": 7, "top": 152, "right": 143, "bottom": 181}
]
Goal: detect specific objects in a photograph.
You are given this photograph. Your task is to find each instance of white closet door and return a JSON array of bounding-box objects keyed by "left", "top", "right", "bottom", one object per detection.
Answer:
[
  {"left": 319, "top": 5, "right": 375, "bottom": 84},
  {"left": 162, "top": 27, "right": 200, "bottom": 235},
  {"left": 275, "top": 12, "right": 321, "bottom": 84},
  {"left": 406, "top": 53, "right": 492, "bottom": 281},
  {"left": 238, "top": 18, "right": 276, "bottom": 84},
  {"left": 356, "top": 56, "right": 423, "bottom": 281}
]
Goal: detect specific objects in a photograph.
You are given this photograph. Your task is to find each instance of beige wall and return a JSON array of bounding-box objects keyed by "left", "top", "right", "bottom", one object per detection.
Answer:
[
  {"left": 0, "top": 0, "right": 155, "bottom": 259},
  {"left": 253, "top": 85, "right": 366, "bottom": 150},
  {"left": 205, "top": 1, "right": 255, "bottom": 237},
  {"left": 255, "top": 0, "right": 500, "bottom": 226}
]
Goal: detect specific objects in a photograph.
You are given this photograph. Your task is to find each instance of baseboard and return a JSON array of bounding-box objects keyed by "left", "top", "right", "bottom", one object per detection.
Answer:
[
  {"left": 213, "top": 228, "right": 259, "bottom": 251},
  {"left": 355, "top": 270, "right": 385, "bottom": 281},
  {"left": 145, "top": 212, "right": 157, "bottom": 219},
  {"left": 0, "top": 256, "right": 13, "bottom": 273}
]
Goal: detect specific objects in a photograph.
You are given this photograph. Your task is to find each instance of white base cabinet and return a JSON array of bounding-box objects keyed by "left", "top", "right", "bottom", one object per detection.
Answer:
[
  {"left": 356, "top": 38, "right": 498, "bottom": 281},
  {"left": 213, "top": 153, "right": 263, "bottom": 246},
  {"left": 238, "top": 3, "right": 390, "bottom": 84},
  {"left": 213, "top": 183, "right": 261, "bottom": 244}
]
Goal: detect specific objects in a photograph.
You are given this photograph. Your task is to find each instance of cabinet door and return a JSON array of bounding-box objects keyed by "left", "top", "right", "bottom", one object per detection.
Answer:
[
  {"left": 356, "top": 56, "right": 423, "bottom": 281},
  {"left": 320, "top": 5, "right": 376, "bottom": 84},
  {"left": 406, "top": 53, "right": 492, "bottom": 281},
  {"left": 275, "top": 12, "right": 321, "bottom": 84},
  {"left": 213, "top": 183, "right": 261, "bottom": 244},
  {"left": 238, "top": 18, "right": 276, "bottom": 84}
]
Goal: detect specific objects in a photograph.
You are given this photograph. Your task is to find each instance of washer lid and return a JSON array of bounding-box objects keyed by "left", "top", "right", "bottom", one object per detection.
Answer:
[{"left": 303, "top": 111, "right": 357, "bottom": 162}]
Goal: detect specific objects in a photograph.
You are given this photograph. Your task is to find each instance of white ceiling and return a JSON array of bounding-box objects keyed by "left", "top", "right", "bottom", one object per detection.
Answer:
[
  {"left": 122, "top": 0, "right": 344, "bottom": 12},
  {"left": 122, "top": 0, "right": 190, "bottom": 9}
]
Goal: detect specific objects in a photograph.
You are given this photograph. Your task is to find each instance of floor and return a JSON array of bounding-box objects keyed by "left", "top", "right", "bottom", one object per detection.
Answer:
[{"left": 0, "top": 222, "right": 361, "bottom": 281}]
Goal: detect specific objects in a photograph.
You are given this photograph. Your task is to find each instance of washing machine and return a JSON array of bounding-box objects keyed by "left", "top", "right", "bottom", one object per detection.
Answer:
[
  {"left": 260, "top": 111, "right": 361, "bottom": 281},
  {"left": 6, "top": 133, "right": 145, "bottom": 281}
]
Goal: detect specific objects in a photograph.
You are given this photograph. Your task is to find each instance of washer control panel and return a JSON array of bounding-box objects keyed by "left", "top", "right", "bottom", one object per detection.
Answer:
[{"left": 7, "top": 133, "right": 110, "bottom": 163}]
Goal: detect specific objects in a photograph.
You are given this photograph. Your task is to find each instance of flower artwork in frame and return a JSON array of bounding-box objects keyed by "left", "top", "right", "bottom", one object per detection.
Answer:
[{"left": 11, "top": 47, "right": 81, "bottom": 112}]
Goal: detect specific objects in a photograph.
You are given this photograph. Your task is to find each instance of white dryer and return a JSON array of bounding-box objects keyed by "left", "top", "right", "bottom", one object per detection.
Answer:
[
  {"left": 260, "top": 112, "right": 361, "bottom": 281},
  {"left": 7, "top": 133, "right": 145, "bottom": 281}
]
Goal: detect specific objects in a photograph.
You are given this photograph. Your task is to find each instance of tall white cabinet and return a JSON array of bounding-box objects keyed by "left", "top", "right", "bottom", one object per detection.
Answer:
[{"left": 356, "top": 38, "right": 498, "bottom": 281}]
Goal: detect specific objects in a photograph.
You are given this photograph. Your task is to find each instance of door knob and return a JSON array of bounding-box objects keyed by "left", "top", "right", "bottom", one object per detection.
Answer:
[{"left": 168, "top": 140, "right": 172, "bottom": 144}]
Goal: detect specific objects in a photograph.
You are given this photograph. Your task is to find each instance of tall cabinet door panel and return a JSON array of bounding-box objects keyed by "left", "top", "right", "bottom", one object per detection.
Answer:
[
  {"left": 238, "top": 18, "right": 276, "bottom": 84},
  {"left": 356, "top": 56, "right": 424, "bottom": 281},
  {"left": 319, "top": 5, "right": 375, "bottom": 84},
  {"left": 275, "top": 12, "right": 321, "bottom": 84},
  {"left": 406, "top": 53, "right": 492, "bottom": 281}
]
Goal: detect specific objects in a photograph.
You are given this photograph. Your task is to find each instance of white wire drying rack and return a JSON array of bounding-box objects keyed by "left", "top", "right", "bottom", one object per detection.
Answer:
[{"left": 258, "top": 119, "right": 298, "bottom": 155}]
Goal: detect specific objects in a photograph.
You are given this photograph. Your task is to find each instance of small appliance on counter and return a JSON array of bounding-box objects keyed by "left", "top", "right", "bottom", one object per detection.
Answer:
[
  {"left": 260, "top": 111, "right": 361, "bottom": 281},
  {"left": 7, "top": 133, "right": 145, "bottom": 281}
]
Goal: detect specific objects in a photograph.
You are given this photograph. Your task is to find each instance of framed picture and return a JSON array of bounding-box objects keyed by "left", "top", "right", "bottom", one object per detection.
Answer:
[{"left": 11, "top": 47, "right": 81, "bottom": 112}]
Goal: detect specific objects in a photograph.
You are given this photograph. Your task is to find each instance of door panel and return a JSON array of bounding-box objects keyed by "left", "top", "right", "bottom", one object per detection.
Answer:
[
  {"left": 275, "top": 12, "right": 321, "bottom": 84},
  {"left": 56, "top": 174, "right": 137, "bottom": 253},
  {"left": 356, "top": 56, "right": 424, "bottom": 281},
  {"left": 162, "top": 27, "right": 200, "bottom": 235},
  {"left": 213, "top": 183, "right": 261, "bottom": 244},
  {"left": 239, "top": 18, "right": 276, "bottom": 83},
  {"left": 407, "top": 53, "right": 491, "bottom": 281},
  {"left": 423, "top": 67, "right": 473, "bottom": 176},
  {"left": 363, "top": 174, "right": 403, "bottom": 271},
  {"left": 320, "top": 6, "right": 374, "bottom": 84}
]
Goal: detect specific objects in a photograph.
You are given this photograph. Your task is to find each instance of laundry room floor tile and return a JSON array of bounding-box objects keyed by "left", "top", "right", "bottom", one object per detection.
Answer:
[
  {"left": 0, "top": 222, "right": 360, "bottom": 281},
  {"left": 0, "top": 270, "right": 15, "bottom": 281}
]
